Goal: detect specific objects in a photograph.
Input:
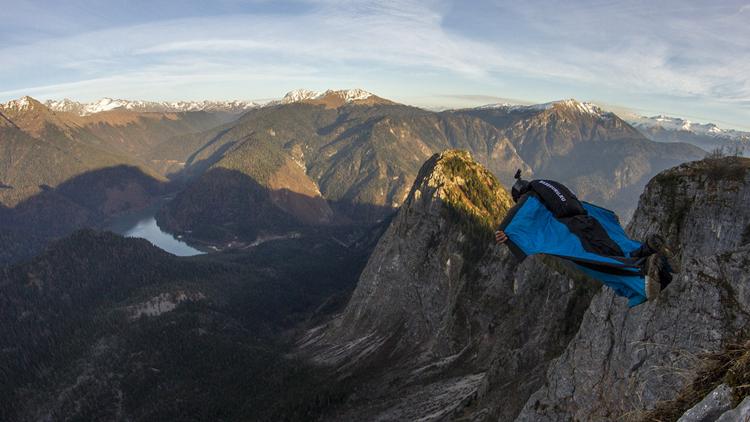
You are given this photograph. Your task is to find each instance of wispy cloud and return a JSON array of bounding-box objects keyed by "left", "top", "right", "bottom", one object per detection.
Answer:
[{"left": 1, "top": 0, "right": 748, "bottom": 128}]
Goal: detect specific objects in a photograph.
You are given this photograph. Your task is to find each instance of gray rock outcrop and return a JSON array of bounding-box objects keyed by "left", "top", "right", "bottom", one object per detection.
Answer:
[
  {"left": 677, "top": 384, "right": 733, "bottom": 422},
  {"left": 516, "top": 157, "right": 750, "bottom": 421},
  {"left": 715, "top": 396, "right": 750, "bottom": 422}
]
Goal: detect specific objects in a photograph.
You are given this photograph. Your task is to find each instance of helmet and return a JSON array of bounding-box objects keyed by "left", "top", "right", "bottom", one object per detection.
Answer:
[{"left": 511, "top": 169, "right": 530, "bottom": 202}]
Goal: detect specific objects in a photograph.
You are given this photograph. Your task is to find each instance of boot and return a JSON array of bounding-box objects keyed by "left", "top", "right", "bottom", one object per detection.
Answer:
[
  {"left": 645, "top": 234, "right": 680, "bottom": 274},
  {"left": 645, "top": 254, "right": 662, "bottom": 300}
]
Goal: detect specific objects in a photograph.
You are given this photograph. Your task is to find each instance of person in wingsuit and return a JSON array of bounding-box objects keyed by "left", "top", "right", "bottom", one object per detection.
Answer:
[{"left": 495, "top": 170, "right": 677, "bottom": 307}]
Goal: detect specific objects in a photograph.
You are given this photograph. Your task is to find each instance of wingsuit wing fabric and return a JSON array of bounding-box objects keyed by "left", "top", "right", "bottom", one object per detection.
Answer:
[{"left": 499, "top": 193, "right": 648, "bottom": 307}]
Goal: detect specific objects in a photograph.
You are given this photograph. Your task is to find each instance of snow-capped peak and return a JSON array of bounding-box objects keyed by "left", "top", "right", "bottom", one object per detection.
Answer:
[
  {"left": 279, "top": 88, "right": 375, "bottom": 104},
  {"left": 86, "top": 98, "right": 130, "bottom": 114},
  {"left": 43, "top": 98, "right": 260, "bottom": 116},
  {"left": 475, "top": 102, "right": 515, "bottom": 110},
  {"left": 628, "top": 114, "right": 750, "bottom": 142},
  {"left": 23, "top": 90, "right": 380, "bottom": 116},
  {"left": 477, "top": 98, "right": 607, "bottom": 117},
  {"left": 337, "top": 88, "right": 375, "bottom": 102},
  {"left": 1, "top": 96, "right": 38, "bottom": 111},
  {"left": 635, "top": 115, "right": 708, "bottom": 134},
  {"left": 281, "top": 89, "right": 322, "bottom": 103},
  {"left": 44, "top": 98, "right": 81, "bottom": 113},
  {"left": 553, "top": 99, "right": 604, "bottom": 115},
  {"left": 706, "top": 124, "right": 722, "bottom": 134}
]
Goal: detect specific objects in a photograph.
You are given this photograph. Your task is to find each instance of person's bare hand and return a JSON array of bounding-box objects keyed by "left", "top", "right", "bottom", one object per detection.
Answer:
[{"left": 495, "top": 230, "right": 508, "bottom": 244}]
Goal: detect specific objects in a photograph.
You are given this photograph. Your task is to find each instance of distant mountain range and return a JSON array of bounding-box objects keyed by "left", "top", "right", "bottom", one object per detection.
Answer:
[
  {"left": 627, "top": 114, "right": 749, "bottom": 154},
  {"left": 0, "top": 96, "right": 233, "bottom": 204},
  {"left": 0, "top": 96, "right": 233, "bottom": 263},
  {"left": 36, "top": 88, "right": 388, "bottom": 116},
  {"left": 473, "top": 101, "right": 749, "bottom": 156},
  {"left": 474, "top": 98, "right": 607, "bottom": 115},
  {"left": 455, "top": 100, "right": 703, "bottom": 217},
  {"left": 156, "top": 91, "right": 531, "bottom": 238},
  {"left": 43, "top": 97, "right": 260, "bottom": 115},
  {"left": 32, "top": 89, "right": 695, "bottom": 240},
  {"left": 26, "top": 92, "right": 750, "bottom": 157},
  {"left": 0, "top": 89, "right": 705, "bottom": 261}
]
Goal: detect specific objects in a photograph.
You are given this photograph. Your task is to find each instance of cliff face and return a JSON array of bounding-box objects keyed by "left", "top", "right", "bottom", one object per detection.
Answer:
[
  {"left": 628, "top": 157, "right": 750, "bottom": 261},
  {"left": 516, "top": 157, "right": 750, "bottom": 421},
  {"left": 324, "top": 150, "right": 513, "bottom": 348},
  {"left": 300, "top": 150, "right": 599, "bottom": 421}
]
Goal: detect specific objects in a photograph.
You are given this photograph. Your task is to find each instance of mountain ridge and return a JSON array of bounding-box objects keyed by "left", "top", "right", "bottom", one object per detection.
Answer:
[
  {"left": 0, "top": 96, "right": 232, "bottom": 205},
  {"left": 42, "top": 97, "right": 260, "bottom": 115},
  {"left": 156, "top": 100, "right": 531, "bottom": 237},
  {"left": 152, "top": 90, "right": 705, "bottom": 243},
  {"left": 273, "top": 88, "right": 395, "bottom": 108},
  {"left": 629, "top": 114, "right": 750, "bottom": 141},
  {"left": 455, "top": 100, "right": 705, "bottom": 218},
  {"left": 473, "top": 98, "right": 610, "bottom": 118},
  {"left": 1, "top": 90, "right": 706, "bottom": 265},
  {"left": 628, "top": 113, "right": 749, "bottom": 154},
  {"left": 17, "top": 88, "right": 391, "bottom": 117}
]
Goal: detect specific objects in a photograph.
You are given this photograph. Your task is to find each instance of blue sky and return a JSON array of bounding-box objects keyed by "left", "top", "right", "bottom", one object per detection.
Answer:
[{"left": 1, "top": 0, "right": 749, "bottom": 129}]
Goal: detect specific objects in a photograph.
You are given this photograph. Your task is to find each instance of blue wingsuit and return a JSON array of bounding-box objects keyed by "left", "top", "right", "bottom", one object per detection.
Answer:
[{"left": 498, "top": 178, "right": 649, "bottom": 307}]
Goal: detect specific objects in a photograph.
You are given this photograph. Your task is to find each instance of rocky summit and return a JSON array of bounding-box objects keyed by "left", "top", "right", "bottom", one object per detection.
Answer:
[{"left": 299, "top": 150, "right": 600, "bottom": 421}]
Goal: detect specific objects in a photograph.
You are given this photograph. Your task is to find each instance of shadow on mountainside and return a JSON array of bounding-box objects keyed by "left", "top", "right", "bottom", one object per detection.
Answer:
[
  {"left": 180, "top": 128, "right": 234, "bottom": 175},
  {"left": 156, "top": 167, "right": 397, "bottom": 244},
  {"left": 0, "top": 165, "right": 167, "bottom": 265},
  {"left": 0, "top": 164, "right": 395, "bottom": 265}
]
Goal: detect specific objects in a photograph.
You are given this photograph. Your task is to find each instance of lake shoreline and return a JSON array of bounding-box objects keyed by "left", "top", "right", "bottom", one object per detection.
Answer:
[{"left": 107, "top": 196, "right": 206, "bottom": 256}]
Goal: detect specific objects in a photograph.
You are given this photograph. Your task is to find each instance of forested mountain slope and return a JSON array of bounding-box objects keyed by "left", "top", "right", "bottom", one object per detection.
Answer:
[{"left": 0, "top": 227, "right": 378, "bottom": 421}]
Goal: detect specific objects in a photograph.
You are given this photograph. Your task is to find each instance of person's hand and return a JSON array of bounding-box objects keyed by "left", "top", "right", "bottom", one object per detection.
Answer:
[{"left": 495, "top": 230, "right": 508, "bottom": 244}]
